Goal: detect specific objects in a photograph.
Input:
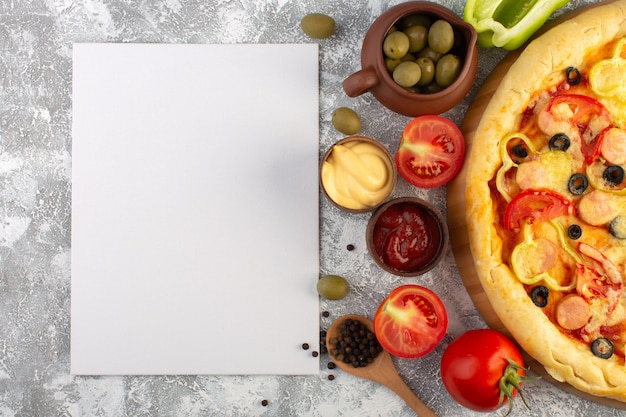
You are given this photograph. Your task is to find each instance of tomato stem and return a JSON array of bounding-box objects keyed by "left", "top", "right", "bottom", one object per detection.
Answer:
[{"left": 498, "top": 358, "right": 541, "bottom": 416}]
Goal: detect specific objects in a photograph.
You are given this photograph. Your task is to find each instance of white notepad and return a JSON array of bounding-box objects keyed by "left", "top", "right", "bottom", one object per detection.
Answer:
[{"left": 71, "top": 43, "right": 320, "bottom": 375}]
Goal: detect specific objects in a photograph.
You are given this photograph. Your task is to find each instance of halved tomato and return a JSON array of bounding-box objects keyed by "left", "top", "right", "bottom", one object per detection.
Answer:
[
  {"left": 373, "top": 284, "right": 448, "bottom": 358},
  {"left": 395, "top": 115, "right": 465, "bottom": 189}
]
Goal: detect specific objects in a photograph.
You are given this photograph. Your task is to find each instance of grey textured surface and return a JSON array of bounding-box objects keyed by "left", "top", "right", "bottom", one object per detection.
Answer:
[{"left": 1, "top": 0, "right": 624, "bottom": 416}]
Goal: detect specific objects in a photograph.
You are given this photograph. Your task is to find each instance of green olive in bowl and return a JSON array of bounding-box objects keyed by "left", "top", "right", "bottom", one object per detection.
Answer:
[
  {"left": 428, "top": 19, "right": 455, "bottom": 54},
  {"left": 435, "top": 54, "right": 462, "bottom": 88}
]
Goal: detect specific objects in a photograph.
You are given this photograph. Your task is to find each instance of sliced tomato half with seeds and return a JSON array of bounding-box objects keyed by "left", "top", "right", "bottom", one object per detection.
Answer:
[
  {"left": 395, "top": 115, "right": 465, "bottom": 189},
  {"left": 373, "top": 284, "right": 448, "bottom": 358}
]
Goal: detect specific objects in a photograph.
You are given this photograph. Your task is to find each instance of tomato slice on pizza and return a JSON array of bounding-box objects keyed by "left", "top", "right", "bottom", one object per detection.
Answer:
[
  {"left": 538, "top": 94, "right": 612, "bottom": 164},
  {"left": 504, "top": 189, "right": 575, "bottom": 230}
]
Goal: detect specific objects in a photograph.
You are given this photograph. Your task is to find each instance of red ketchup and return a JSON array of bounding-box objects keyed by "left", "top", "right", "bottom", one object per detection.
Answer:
[{"left": 372, "top": 202, "right": 442, "bottom": 273}]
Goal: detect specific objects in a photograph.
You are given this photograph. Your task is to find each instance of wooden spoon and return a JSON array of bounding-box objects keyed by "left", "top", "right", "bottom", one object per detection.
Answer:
[{"left": 326, "top": 314, "right": 438, "bottom": 417}]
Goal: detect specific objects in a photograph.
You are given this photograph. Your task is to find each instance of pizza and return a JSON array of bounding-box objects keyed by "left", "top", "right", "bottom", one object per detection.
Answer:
[{"left": 464, "top": 0, "right": 626, "bottom": 402}]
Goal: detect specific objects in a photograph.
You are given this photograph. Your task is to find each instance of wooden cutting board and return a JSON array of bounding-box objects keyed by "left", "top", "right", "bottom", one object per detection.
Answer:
[{"left": 446, "top": 1, "right": 626, "bottom": 409}]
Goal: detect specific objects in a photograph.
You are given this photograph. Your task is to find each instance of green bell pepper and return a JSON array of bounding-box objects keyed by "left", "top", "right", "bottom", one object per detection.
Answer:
[{"left": 463, "top": 0, "right": 571, "bottom": 50}]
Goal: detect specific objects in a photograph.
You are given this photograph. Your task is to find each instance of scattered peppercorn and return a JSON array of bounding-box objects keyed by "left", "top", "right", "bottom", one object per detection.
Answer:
[
  {"left": 346, "top": 244, "right": 355, "bottom": 251},
  {"left": 330, "top": 318, "right": 383, "bottom": 368},
  {"left": 322, "top": 311, "right": 330, "bottom": 317},
  {"left": 312, "top": 350, "right": 319, "bottom": 357},
  {"left": 328, "top": 374, "right": 335, "bottom": 381},
  {"left": 261, "top": 400, "right": 269, "bottom": 406},
  {"left": 327, "top": 361, "right": 336, "bottom": 369},
  {"left": 302, "top": 343, "right": 310, "bottom": 350}
]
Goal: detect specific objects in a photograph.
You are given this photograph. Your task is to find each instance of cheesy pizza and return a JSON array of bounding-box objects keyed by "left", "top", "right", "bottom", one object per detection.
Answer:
[{"left": 465, "top": 0, "right": 626, "bottom": 401}]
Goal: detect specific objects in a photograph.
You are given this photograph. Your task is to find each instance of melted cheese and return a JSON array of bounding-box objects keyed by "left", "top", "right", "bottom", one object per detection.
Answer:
[
  {"left": 515, "top": 151, "right": 576, "bottom": 195},
  {"left": 494, "top": 34, "right": 626, "bottom": 358}
]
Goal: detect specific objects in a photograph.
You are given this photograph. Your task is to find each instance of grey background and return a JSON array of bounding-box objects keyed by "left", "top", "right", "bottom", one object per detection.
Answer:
[{"left": 0, "top": 0, "right": 623, "bottom": 416}]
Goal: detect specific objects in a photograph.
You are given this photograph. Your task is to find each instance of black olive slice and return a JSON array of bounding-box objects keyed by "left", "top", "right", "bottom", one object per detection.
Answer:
[
  {"left": 591, "top": 337, "right": 614, "bottom": 359},
  {"left": 567, "top": 224, "right": 582, "bottom": 240},
  {"left": 566, "top": 66, "right": 582, "bottom": 85},
  {"left": 549, "top": 133, "right": 571, "bottom": 151},
  {"left": 511, "top": 144, "right": 528, "bottom": 160},
  {"left": 603, "top": 165, "right": 625, "bottom": 186},
  {"left": 530, "top": 286, "right": 549, "bottom": 307},
  {"left": 568, "top": 173, "right": 589, "bottom": 195},
  {"left": 609, "top": 216, "right": 626, "bottom": 240}
]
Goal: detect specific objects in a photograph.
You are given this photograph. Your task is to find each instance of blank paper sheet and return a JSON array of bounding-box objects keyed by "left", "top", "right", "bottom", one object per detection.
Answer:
[{"left": 71, "top": 43, "right": 320, "bottom": 375}]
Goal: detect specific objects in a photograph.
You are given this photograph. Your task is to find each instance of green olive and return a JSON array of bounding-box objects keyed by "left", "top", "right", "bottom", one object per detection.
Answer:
[
  {"left": 416, "top": 46, "right": 442, "bottom": 64},
  {"left": 415, "top": 57, "right": 435, "bottom": 86},
  {"left": 428, "top": 19, "right": 455, "bottom": 54},
  {"left": 435, "top": 54, "right": 462, "bottom": 88},
  {"left": 393, "top": 61, "right": 421, "bottom": 87},
  {"left": 385, "top": 57, "right": 402, "bottom": 73},
  {"left": 398, "top": 14, "right": 433, "bottom": 29},
  {"left": 403, "top": 25, "right": 428, "bottom": 53},
  {"left": 399, "top": 52, "right": 416, "bottom": 62},
  {"left": 331, "top": 107, "right": 361, "bottom": 135},
  {"left": 317, "top": 275, "right": 349, "bottom": 300},
  {"left": 300, "top": 13, "right": 336, "bottom": 39},
  {"left": 383, "top": 31, "right": 410, "bottom": 59}
]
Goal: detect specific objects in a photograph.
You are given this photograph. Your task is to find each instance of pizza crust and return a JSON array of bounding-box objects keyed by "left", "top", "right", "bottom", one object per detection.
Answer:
[{"left": 466, "top": 0, "right": 626, "bottom": 401}]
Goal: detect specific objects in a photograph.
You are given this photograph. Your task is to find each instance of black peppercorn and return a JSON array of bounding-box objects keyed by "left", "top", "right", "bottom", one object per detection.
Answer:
[{"left": 330, "top": 318, "right": 382, "bottom": 368}]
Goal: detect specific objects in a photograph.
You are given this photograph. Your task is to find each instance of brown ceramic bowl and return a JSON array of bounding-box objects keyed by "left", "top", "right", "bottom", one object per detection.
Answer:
[
  {"left": 343, "top": 1, "right": 478, "bottom": 117},
  {"left": 320, "top": 136, "right": 396, "bottom": 213},
  {"left": 366, "top": 197, "right": 448, "bottom": 276}
]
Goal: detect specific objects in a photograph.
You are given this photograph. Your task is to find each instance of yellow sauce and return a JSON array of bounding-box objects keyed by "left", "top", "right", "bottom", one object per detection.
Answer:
[{"left": 321, "top": 139, "right": 394, "bottom": 210}]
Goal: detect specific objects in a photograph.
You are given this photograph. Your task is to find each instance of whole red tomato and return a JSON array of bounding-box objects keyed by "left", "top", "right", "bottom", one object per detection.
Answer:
[
  {"left": 440, "top": 329, "right": 538, "bottom": 415},
  {"left": 395, "top": 115, "right": 465, "bottom": 189},
  {"left": 374, "top": 284, "right": 448, "bottom": 358}
]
